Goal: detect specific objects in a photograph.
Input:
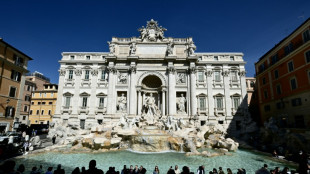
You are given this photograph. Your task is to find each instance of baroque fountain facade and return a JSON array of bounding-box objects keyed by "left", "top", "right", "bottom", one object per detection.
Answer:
[{"left": 49, "top": 20, "right": 256, "bottom": 154}]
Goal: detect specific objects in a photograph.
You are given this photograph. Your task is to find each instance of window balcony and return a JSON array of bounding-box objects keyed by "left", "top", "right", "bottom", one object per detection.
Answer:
[
  {"left": 214, "top": 108, "right": 225, "bottom": 116},
  {"left": 78, "top": 106, "right": 89, "bottom": 114},
  {"left": 95, "top": 106, "right": 107, "bottom": 114},
  {"left": 61, "top": 106, "right": 72, "bottom": 114}
]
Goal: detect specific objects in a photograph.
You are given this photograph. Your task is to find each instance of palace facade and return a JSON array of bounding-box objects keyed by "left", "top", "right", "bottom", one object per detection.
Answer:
[{"left": 54, "top": 20, "right": 248, "bottom": 132}]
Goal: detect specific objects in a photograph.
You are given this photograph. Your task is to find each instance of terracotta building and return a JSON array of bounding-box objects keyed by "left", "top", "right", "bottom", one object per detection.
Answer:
[
  {"left": 255, "top": 18, "right": 310, "bottom": 128},
  {"left": 0, "top": 39, "right": 32, "bottom": 132},
  {"left": 29, "top": 84, "right": 58, "bottom": 125}
]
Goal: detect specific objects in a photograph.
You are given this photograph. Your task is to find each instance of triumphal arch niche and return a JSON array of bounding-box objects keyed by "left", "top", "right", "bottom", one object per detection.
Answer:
[{"left": 56, "top": 19, "right": 248, "bottom": 129}]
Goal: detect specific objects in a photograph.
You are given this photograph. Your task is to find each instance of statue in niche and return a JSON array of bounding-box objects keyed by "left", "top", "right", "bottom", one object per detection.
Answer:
[
  {"left": 166, "top": 42, "right": 173, "bottom": 56},
  {"left": 177, "top": 94, "right": 186, "bottom": 113},
  {"left": 143, "top": 93, "right": 160, "bottom": 125},
  {"left": 107, "top": 41, "right": 115, "bottom": 55},
  {"left": 129, "top": 43, "right": 136, "bottom": 55},
  {"left": 177, "top": 73, "right": 186, "bottom": 84},
  {"left": 118, "top": 73, "right": 127, "bottom": 84},
  {"left": 117, "top": 93, "right": 127, "bottom": 112},
  {"left": 188, "top": 41, "right": 196, "bottom": 56}
]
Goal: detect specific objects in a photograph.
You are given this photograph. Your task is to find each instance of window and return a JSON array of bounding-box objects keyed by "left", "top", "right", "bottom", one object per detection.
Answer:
[
  {"left": 233, "top": 98, "right": 240, "bottom": 110},
  {"left": 276, "top": 102, "right": 285, "bottom": 109},
  {"left": 305, "top": 50, "right": 310, "bottom": 63},
  {"left": 5, "top": 107, "right": 15, "bottom": 117},
  {"left": 68, "top": 70, "right": 74, "bottom": 80},
  {"left": 214, "top": 56, "right": 218, "bottom": 61},
  {"left": 216, "top": 98, "right": 223, "bottom": 110},
  {"left": 262, "top": 77, "right": 266, "bottom": 85},
  {"left": 288, "top": 61, "right": 294, "bottom": 72},
  {"left": 264, "top": 90, "right": 268, "bottom": 99},
  {"left": 80, "top": 119, "right": 85, "bottom": 129},
  {"left": 41, "top": 110, "right": 44, "bottom": 115},
  {"left": 9, "top": 87, "right": 16, "bottom": 97},
  {"left": 264, "top": 105, "right": 270, "bottom": 112},
  {"left": 291, "top": 98, "right": 302, "bottom": 106},
  {"left": 36, "top": 110, "right": 39, "bottom": 115},
  {"left": 198, "top": 71, "right": 204, "bottom": 82},
  {"left": 51, "top": 92, "right": 54, "bottom": 97},
  {"left": 101, "top": 70, "right": 106, "bottom": 80},
  {"left": 294, "top": 115, "right": 305, "bottom": 128},
  {"left": 70, "top": 55, "right": 75, "bottom": 60},
  {"left": 85, "top": 70, "right": 90, "bottom": 80},
  {"left": 65, "top": 97, "right": 71, "bottom": 107},
  {"left": 38, "top": 102, "right": 41, "bottom": 105},
  {"left": 42, "top": 102, "right": 46, "bottom": 105},
  {"left": 23, "top": 116, "right": 26, "bottom": 120},
  {"left": 214, "top": 71, "right": 221, "bottom": 81},
  {"left": 99, "top": 97, "right": 104, "bottom": 108},
  {"left": 290, "top": 78, "right": 297, "bottom": 90},
  {"left": 230, "top": 71, "right": 238, "bottom": 81},
  {"left": 23, "top": 105, "right": 28, "bottom": 112},
  {"left": 31, "top": 102, "right": 34, "bottom": 105},
  {"left": 44, "top": 93, "right": 46, "bottom": 97},
  {"left": 13, "top": 55, "right": 24, "bottom": 67},
  {"left": 284, "top": 42, "right": 293, "bottom": 55},
  {"left": 230, "top": 56, "right": 234, "bottom": 61},
  {"left": 303, "top": 30, "right": 310, "bottom": 43},
  {"left": 11, "top": 70, "right": 21, "bottom": 82},
  {"left": 32, "top": 93, "right": 35, "bottom": 97},
  {"left": 48, "top": 110, "right": 51, "bottom": 115},
  {"left": 86, "top": 56, "right": 90, "bottom": 60},
  {"left": 30, "top": 110, "right": 33, "bottom": 115},
  {"left": 98, "top": 119, "right": 103, "bottom": 124},
  {"left": 27, "top": 85, "right": 31, "bottom": 91},
  {"left": 274, "top": 70, "right": 279, "bottom": 79},
  {"left": 25, "top": 95, "right": 31, "bottom": 101},
  {"left": 39, "top": 93, "right": 42, "bottom": 97},
  {"left": 250, "top": 81, "right": 255, "bottom": 87},
  {"left": 82, "top": 97, "right": 88, "bottom": 107},
  {"left": 49, "top": 102, "right": 53, "bottom": 105},
  {"left": 259, "top": 64, "right": 265, "bottom": 72},
  {"left": 276, "top": 84, "right": 282, "bottom": 95},
  {"left": 271, "top": 54, "right": 278, "bottom": 65},
  {"left": 199, "top": 97, "right": 206, "bottom": 111}
]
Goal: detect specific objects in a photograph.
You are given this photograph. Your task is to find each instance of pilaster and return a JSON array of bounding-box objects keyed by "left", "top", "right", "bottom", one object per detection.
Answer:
[
  {"left": 189, "top": 66, "right": 197, "bottom": 116},
  {"left": 167, "top": 66, "right": 176, "bottom": 116},
  {"left": 129, "top": 65, "right": 137, "bottom": 115}
]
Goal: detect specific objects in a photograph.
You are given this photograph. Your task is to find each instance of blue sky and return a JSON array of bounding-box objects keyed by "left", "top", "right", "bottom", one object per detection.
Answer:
[{"left": 1, "top": 0, "right": 309, "bottom": 83}]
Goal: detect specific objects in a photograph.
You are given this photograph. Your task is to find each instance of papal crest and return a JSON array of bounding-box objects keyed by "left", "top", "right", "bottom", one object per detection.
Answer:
[{"left": 138, "top": 19, "right": 167, "bottom": 42}]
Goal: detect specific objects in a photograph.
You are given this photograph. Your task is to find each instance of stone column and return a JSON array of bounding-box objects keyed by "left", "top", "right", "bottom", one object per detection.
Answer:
[
  {"left": 223, "top": 68, "right": 231, "bottom": 117},
  {"left": 72, "top": 68, "right": 82, "bottom": 116},
  {"left": 107, "top": 66, "right": 116, "bottom": 115},
  {"left": 138, "top": 90, "right": 142, "bottom": 115},
  {"left": 89, "top": 68, "right": 98, "bottom": 116},
  {"left": 54, "top": 69, "right": 66, "bottom": 117},
  {"left": 190, "top": 67, "right": 197, "bottom": 116},
  {"left": 162, "top": 90, "right": 166, "bottom": 116},
  {"left": 168, "top": 67, "right": 176, "bottom": 116},
  {"left": 129, "top": 66, "right": 137, "bottom": 116}
]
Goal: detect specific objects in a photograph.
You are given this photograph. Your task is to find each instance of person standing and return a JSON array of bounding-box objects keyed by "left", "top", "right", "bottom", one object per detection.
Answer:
[
  {"left": 153, "top": 166, "right": 159, "bottom": 174},
  {"left": 174, "top": 165, "right": 180, "bottom": 174},
  {"left": 52, "top": 135, "right": 57, "bottom": 145}
]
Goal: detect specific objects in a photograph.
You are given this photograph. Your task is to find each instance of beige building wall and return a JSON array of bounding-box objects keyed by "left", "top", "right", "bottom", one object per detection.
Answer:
[
  {"left": 29, "top": 84, "right": 58, "bottom": 125},
  {"left": 0, "top": 39, "right": 32, "bottom": 132}
]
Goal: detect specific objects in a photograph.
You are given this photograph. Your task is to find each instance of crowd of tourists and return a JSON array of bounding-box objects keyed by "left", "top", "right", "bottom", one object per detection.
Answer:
[{"left": 1, "top": 159, "right": 309, "bottom": 174}]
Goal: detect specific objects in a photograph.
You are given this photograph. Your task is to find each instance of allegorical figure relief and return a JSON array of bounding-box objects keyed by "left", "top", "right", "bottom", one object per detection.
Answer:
[
  {"left": 177, "top": 94, "right": 186, "bottom": 113},
  {"left": 118, "top": 73, "right": 127, "bottom": 84},
  {"left": 117, "top": 93, "right": 127, "bottom": 112},
  {"left": 177, "top": 73, "right": 186, "bottom": 84},
  {"left": 107, "top": 41, "right": 115, "bottom": 55},
  {"left": 166, "top": 42, "right": 173, "bottom": 56}
]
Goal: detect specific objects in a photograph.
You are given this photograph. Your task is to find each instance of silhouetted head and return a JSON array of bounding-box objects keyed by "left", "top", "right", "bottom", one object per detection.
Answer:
[
  {"left": 57, "top": 164, "right": 62, "bottom": 170},
  {"left": 3, "top": 160, "right": 16, "bottom": 172},
  {"left": 32, "top": 167, "right": 37, "bottom": 171},
  {"left": 264, "top": 164, "right": 268, "bottom": 169},
  {"left": 89, "top": 160, "right": 97, "bottom": 169},
  {"left": 48, "top": 167, "right": 53, "bottom": 171},
  {"left": 17, "top": 164, "right": 25, "bottom": 173}
]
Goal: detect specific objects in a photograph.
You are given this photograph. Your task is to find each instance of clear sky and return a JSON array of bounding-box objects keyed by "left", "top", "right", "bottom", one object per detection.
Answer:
[{"left": 1, "top": 0, "right": 309, "bottom": 83}]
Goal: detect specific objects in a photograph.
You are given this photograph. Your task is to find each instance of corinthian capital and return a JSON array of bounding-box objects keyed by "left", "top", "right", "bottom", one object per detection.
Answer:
[
  {"left": 167, "top": 66, "right": 175, "bottom": 74},
  {"left": 107, "top": 66, "right": 116, "bottom": 74},
  {"left": 59, "top": 69, "right": 66, "bottom": 76},
  {"left": 189, "top": 67, "right": 196, "bottom": 74}
]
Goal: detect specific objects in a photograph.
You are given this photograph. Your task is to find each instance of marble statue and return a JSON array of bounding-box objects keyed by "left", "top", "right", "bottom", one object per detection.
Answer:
[
  {"left": 117, "top": 93, "right": 127, "bottom": 112},
  {"left": 188, "top": 41, "right": 196, "bottom": 56},
  {"left": 107, "top": 41, "right": 115, "bottom": 55},
  {"left": 166, "top": 42, "right": 173, "bottom": 56},
  {"left": 118, "top": 73, "right": 127, "bottom": 84},
  {"left": 138, "top": 26, "right": 147, "bottom": 40},
  {"left": 177, "top": 94, "right": 186, "bottom": 113},
  {"left": 130, "top": 43, "right": 136, "bottom": 55},
  {"left": 177, "top": 73, "right": 186, "bottom": 83}
]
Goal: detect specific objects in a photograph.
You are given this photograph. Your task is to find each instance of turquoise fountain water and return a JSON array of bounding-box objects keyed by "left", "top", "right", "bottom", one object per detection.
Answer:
[{"left": 12, "top": 149, "right": 296, "bottom": 173}]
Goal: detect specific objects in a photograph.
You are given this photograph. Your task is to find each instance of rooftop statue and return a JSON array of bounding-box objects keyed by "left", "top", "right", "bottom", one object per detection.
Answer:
[{"left": 138, "top": 19, "right": 167, "bottom": 42}]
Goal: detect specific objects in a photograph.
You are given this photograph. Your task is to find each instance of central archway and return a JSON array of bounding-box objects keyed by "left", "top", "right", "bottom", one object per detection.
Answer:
[{"left": 142, "top": 75, "right": 162, "bottom": 88}]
